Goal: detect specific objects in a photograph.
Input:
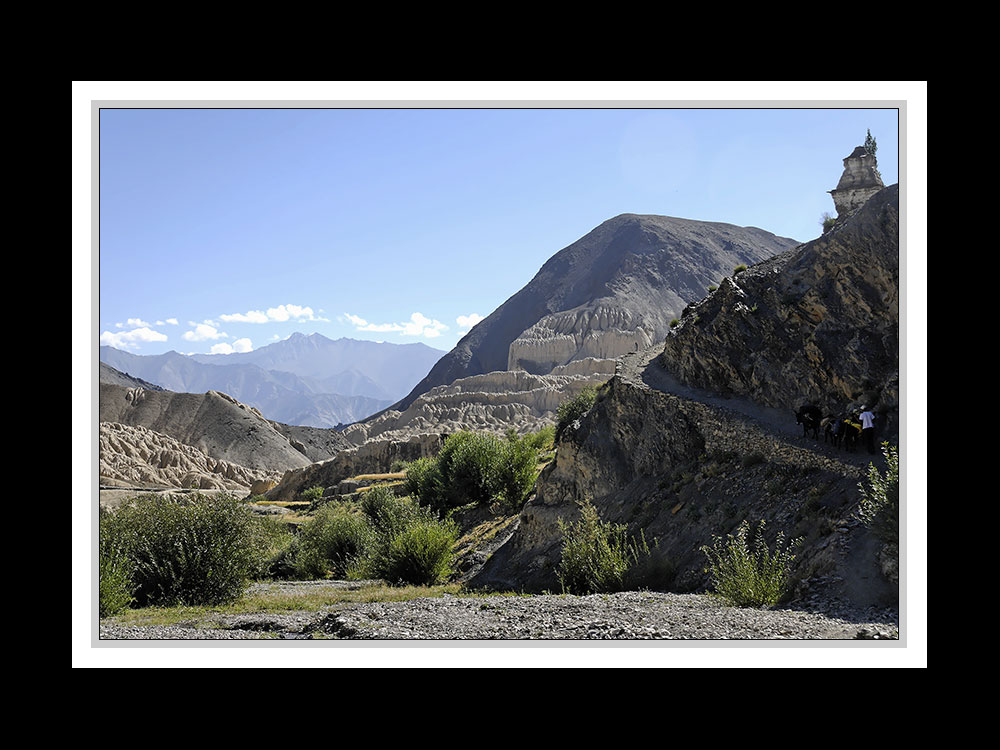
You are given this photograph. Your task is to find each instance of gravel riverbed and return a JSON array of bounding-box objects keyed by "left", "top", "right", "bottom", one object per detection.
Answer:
[{"left": 99, "top": 582, "right": 898, "bottom": 641}]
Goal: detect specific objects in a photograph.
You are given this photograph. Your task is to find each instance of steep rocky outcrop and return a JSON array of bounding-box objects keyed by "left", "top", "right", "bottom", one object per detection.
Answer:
[
  {"left": 471, "top": 186, "right": 900, "bottom": 607},
  {"left": 661, "top": 184, "right": 899, "bottom": 439},
  {"left": 386, "top": 214, "right": 798, "bottom": 414}
]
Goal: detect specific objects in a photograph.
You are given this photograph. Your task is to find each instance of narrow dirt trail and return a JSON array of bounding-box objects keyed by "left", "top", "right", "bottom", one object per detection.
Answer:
[{"left": 615, "top": 343, "right": 878, "bottom": 473}]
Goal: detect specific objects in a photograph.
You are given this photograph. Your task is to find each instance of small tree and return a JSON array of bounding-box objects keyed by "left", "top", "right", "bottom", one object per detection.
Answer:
[
  {"left": 820, "top": 211, "right": 836, "bottom": 233},
  {"left": 864, "top": 129, "right": 878, "bottom": 158}
]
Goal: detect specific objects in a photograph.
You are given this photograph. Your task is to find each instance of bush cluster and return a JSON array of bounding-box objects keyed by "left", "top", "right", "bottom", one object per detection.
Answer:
[
  {"left": 98, "top": 524, "right": 136, "bottom": 617},
  {"left": 99, "top": 493, "right": 278, "bottom": 609},
  {"left": 555, "top": 387, "right": 598, "bottom": 442},
  {"left": 700, "top": 519, "right": 801, "bottom": 607},
  {"left": 287, "top": 486, "right": 459, "bottom": 586},
  {"left": 856, "top": 442, "right": 898, "bottom": 545},
  {"left": 294, "top": 505, "right": 375, "bottom": 579},
  {"left": 404, "top": 430, "right": 541, "bottom": 514},
  {"left": 557, "top": 499, "right": 666, "bottom": 594}
]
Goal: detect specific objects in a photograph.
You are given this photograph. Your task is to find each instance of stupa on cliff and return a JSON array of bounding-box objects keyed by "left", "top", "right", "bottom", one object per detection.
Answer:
[{"left": 829, "top": 141, "right": 885, "bottom": 217}]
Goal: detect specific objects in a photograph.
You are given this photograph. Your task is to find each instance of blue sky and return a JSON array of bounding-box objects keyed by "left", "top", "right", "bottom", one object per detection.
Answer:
[{"left": 98, "top": 105, "right": 900, "bottom": 357}]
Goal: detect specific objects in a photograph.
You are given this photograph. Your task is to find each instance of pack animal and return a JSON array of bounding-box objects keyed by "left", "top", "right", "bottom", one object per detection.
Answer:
[
  {"left": 822, "top": 414, "right": 842, "bottom": 447},
  {"left": 795, "top": 404, "right": 823, "bottom": 440},
  {"left": 840, "top": 418, "right": 862, "bottom": 452}
]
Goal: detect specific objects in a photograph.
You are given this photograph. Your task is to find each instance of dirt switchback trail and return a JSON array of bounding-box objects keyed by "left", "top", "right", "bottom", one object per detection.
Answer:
[{"left": 616, "top": 342, "right": 878, "bottom": 473}]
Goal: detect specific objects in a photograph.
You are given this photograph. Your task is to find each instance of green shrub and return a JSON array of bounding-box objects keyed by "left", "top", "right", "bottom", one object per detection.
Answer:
[
  {"left": 555, "top": 386, "right": 598, "bottom": 442},
  {"left": 300, "top": 485, "right": 325, "bottom": 504},
  {"left": 523, "top": 424, "right": 555, "bottom": 453},
  {"left": 495, "top": 433, "right": 540, "bottom": 511},
  {"left": 557, "top": 499, "right": 657, "bottom": 594},
  {"left": 733, "top": 264, "right": 748, "bottom": 274},
  {"left": 265, "top": 534, "right": 302, "bottom": 580},
  {"left": 701, "top": 520, "right": 801, "bottom": 607},
  {"left": 669, "top": 318, "right": 680, "bottom": 329},
  {"left": 100, "top": 493, "right": 273, "bottom": 607},
  {"left": 295, "top": 504, "right": 375, "bottom": 579},
  {"left": 404, "top": 456, "right": 442, "bottom": 508},
  {"left": 259, "top": 520, "right": 300, "bottom": 579},
  {"left": 439, "top": 431, "right": 506, "bottom": 508},
  {"left": 856, "top": 442, "right": 899, "bottom": 545},
  {"left": 361, "top": 485, "right": 435, "bottom": 539},
  {"left": 406, "top": 430, "right": 539, "bottom": 513},
  {"left": 292, "top": 485, "right": 461, "bottom": 586},
  {"left": 377, "top": 518, "right": 459, "bottom": 586},
  {"left": 98, "top": 521, "right": 135, "bottom": 617}
]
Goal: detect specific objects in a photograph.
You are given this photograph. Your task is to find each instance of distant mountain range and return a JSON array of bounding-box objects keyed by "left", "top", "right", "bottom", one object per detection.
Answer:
[{"left": 99, "top": 333, "right": 445, "bottom": 428}]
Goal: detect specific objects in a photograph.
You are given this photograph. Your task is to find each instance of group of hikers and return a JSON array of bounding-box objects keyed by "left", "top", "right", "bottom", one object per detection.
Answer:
[{"left": 795, "top": 402, "right": 877, "bottom": 455}]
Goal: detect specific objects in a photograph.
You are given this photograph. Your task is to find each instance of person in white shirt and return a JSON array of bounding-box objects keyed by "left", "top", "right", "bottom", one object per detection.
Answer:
[{"left": 859, "top": 406, "right": 876, "bottom": 455}]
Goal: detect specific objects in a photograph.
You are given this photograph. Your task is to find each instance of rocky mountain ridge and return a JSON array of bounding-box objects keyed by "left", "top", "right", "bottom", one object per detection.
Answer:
[
  {"left": 385, "top": 213, "right": 799, "bottom": 415},
  {"left": 661, "top": 183, "right": 899, "bottom": 438}
]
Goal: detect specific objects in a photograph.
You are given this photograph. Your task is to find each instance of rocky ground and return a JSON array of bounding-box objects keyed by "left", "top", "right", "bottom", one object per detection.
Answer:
[{"left": 99, "top": 580, "right": 898, "bottom": 641}]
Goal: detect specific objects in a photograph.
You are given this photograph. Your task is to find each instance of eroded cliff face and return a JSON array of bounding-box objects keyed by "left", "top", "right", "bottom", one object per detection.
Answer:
[
  {"left": 100, "top": 422, "right": 281, "bottom": 491},
  {"left": 339, "top": 359, "right": 617, "bottom": 446},
  {"left": 507, "top": 305, "right": 653, "bottom": 374}
]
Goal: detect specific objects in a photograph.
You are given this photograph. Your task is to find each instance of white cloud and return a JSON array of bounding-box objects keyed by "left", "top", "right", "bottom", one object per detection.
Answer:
[
  {"left": 210, "top": 338, "right": 253, "bottom": 355},
  {"left": 402, "top": 312, "right": 448, "bottom": 337},
  {"left": 182, "top": 322, "right": 228, "bottom": 342},
  {"left": 100, "top": 326, "right": 168, "bottom": 350},
  {"left": 345, "top": 311, "right": 449, "bottom": 339},
  {"left": 220, "top": 310, "right": 269, "bottom": 324},
  {"left": 456, "top": 313, "right": 484, "bottom": 333},
  {"left": 164, "top": 318, "right": 179, "bottom": 325},
  {"left": 220, "top": 304, "right": 328, "bottom": 324}
]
